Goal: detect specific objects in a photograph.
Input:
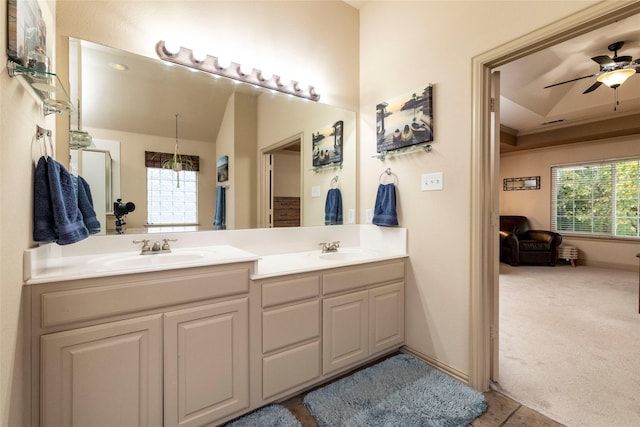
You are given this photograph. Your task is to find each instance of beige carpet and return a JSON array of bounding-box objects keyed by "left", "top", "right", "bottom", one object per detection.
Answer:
[{"left": 496, "top": 264, "right": 640, "bottom": 427}]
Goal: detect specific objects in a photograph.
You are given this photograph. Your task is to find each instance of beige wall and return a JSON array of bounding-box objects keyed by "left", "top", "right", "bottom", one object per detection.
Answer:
[
  {"left": 1, "top": 0, "right": 58, "bottom": 424},
  {"left": 358, "top": 0, "right": 599, "bottom": 376},
  {"left": 501, "top": 135, "right": 640, "bottom": 270}
]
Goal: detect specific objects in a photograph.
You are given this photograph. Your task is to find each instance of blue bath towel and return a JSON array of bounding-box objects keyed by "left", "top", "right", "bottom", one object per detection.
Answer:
[
  {"left": 46, "top": 157, "right": 89, "bottom": 245},
  {"left": 372, "top": 183, "right": 399, "bottom": 226},
  {"left": 213, "top": 186, "right": 226, "bottom": 230},
  {"left": 77, "top": 176, "right": 101, "bottom": 234},
  {"left": 33, "top": 156, "right": 57, "bottom": 243},
  {"left": 324, "top": 188, "right": 343, "bottom": 225}
]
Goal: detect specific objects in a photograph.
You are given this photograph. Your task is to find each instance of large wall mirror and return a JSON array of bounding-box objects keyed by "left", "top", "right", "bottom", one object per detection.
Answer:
[{"left": 68, "top": 38, "right": 357, "bottom": 234}]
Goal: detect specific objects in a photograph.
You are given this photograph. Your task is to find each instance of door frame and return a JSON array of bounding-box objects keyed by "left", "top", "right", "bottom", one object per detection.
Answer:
[
  {"left": 259, "top": 133, "right": 303, "bottom": 228},
  {"left": 469, "top": 0, "right": 640, "bottom": 390}
]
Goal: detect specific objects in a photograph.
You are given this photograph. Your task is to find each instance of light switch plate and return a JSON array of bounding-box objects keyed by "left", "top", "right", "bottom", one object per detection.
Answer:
[
  {"left": 365, "top": 208, "right": 373, "bottom": 223},
  {"left": 421, "top": 172, "right": 443, "bottom": 191},
  {"left": 311, "top": 185, "right": 321, "bottom": 198}
]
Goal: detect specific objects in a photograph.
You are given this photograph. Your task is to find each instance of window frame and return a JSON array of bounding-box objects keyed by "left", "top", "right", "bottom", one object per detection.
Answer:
[
  {"left": 146, "top": 167, "right": 199, "bottom": 226},
  {"left": 551, "top": 157, "right": 640, "bottom": 240}
]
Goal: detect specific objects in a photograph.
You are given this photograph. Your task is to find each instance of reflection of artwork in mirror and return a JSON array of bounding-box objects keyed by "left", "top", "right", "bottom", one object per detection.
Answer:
[
  {"left": 503, "top": 176, "right": 540, "bottom": 191},
  {"left": 376, "top": 84, "right": 433, "bottom": 153},
  {"left": 7, "top": 0, "right": 48, "bottom": 66},
  {"left": 312, "top": 120, "right": 343, "bottom": 167},
  {"left": 217, "top": 156, "right": 229, "bottom": 182}
]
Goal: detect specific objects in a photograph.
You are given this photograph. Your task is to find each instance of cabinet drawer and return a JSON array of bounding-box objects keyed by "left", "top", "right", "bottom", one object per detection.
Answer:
[
  {"left": 261, "top": 275, "right": 319, "bottom": 308},
  {"left": 262, "top": 341, "right": 320, "bottom": 400},
  {"left": 40, "top": 267, "right": 250, "bottom": 329},
  {"left": 323, "top": 260, "right": 404, "bottom": 295},
  {"left": 263, "top": 300, "right": 319, "bottom": 353}
]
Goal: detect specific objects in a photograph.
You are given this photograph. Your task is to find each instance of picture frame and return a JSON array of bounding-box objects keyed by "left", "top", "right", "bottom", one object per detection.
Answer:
[
  {"left": 503, "top": 176, "right": 540, "bottom": 191},
  {"left": 217, "top": 156, "right": 229, "bottom": 182},
  {"left": 7, "top": 0, "right": 48, "bottom": 66},
  {"left": 376, "top": 85, "right": 433, "bottom": 153},
  {"left": 312, "top": 120, "right": 343, "bottom": 167}
]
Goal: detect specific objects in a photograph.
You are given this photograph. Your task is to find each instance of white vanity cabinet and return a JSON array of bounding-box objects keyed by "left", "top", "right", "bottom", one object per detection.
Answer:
[
  {"left": 252, "top": 258, "right": 405, "bottom": 406},
  {"left": 28, "top": 263, "right": 252, "bottom": 427},
  {"left": 255, "top": 274, "right": 321, "bottom": 402},
  {"left": 40, "top": 314, "right": 164, "bottom": 427},
  {"left": 322, "top": 260, "right": 405, "bottom": 375}
]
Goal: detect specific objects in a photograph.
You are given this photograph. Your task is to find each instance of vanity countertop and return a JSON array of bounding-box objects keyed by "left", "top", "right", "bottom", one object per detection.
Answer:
[
  {"left": 24, "top": 245, "right": 408, "bottom": 285},
  {"left": 24, "top": 245, "right": 260, "bottom": 285},
  {"left": 252, "top": 247, "right": 407, "bottom": 279}
]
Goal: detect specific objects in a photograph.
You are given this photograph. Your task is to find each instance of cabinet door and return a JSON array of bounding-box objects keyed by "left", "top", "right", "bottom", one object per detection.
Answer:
[
  {"left": 40, "top": 314, "right": 163, "bottom": 427},
  {"left": 322, "top": 290, "right": 368, "bottom": 375},
  {"left": 164, "top": 298, "right": 249, "bottom": 427},
  {"left": 369, "top": 282, "right": 405, "bottom": 355}
]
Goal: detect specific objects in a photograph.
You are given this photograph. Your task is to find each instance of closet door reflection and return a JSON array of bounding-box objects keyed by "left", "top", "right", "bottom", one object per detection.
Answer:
[{"left": 268, "top": 138, "right": 301, "bottom": 228}]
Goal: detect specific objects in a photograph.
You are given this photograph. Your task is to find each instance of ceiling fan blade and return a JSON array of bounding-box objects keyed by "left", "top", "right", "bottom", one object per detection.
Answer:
[
  {"left": 583, "top": 81, "right": 603, "bottom": 94},
  {"left": 592, "top": 55, "right": 614, "bottom": 66},
  {"left": 544, "top": 73, "right": 597, "bottom": 89},
  {"left": 614, "top": 55, "right": 633, "bottom": 64}
]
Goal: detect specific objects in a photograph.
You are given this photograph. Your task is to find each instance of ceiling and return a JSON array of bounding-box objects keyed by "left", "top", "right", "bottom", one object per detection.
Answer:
[{"left": 496, "top": 12, "right": 640, "bottom": 150}]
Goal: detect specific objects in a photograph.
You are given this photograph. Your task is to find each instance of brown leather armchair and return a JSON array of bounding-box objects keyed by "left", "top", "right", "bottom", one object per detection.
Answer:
[{"left": 500, "top": 215, "right": 563, "bottom": 266}]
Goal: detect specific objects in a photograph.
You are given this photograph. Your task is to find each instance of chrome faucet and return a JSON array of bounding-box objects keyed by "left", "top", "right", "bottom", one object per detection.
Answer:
[
  {"left": 133, "top": 238, "right": 177, "bottom": 255},
  {"left": 320, "top": 241, "right": 340, "bottom": 253}
]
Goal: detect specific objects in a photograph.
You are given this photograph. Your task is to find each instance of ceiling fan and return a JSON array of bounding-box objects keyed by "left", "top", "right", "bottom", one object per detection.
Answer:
[{"left": 544, "top": 41, "right": 639, "bottom": 94}]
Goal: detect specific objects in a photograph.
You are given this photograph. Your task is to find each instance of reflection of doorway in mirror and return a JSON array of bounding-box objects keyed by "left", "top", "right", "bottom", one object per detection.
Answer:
[
  {"left": 262, "top": 135, "right": 302, "bottom": 228},
  {"left": 69, "top": 138, "right": 121, "bottom": 234}
]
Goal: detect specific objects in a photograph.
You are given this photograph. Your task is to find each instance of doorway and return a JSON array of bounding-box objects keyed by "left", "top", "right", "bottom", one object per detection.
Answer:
[
  {"left": 261, "top": 134, "right": 303, "bottom": 228},
  {"left": 470, "top": 1, "right": 640, "bottom": 390}
]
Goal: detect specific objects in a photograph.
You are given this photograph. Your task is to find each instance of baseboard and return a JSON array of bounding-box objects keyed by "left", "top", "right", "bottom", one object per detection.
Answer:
[
  {"left": 400, "top": 346, "right": 469, "bottom": 385},
  {"left": 581, "top": 260, "right": 637, "bottom": 272}
]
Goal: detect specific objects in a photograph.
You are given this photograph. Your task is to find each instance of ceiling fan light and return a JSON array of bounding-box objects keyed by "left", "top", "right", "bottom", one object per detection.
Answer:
[{"left": 596, "top": 68, "right": 635, "bottom": 88}]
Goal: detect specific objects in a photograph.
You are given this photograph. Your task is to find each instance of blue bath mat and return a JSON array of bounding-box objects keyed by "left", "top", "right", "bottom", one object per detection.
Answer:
[
  {"left": 224, "top": 404, "right": 301, "bottom": 427},
  {"left": 304, "top": 354, "right": 487, "bottom": 427}
]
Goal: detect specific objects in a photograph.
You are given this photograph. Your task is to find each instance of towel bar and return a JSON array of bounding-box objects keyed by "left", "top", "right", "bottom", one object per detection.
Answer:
[{"left": 379, "top": 168, "right": 398, "bottom": 185}]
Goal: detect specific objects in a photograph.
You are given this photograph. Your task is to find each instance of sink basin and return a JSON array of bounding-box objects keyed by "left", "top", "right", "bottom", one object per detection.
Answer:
[{"left": 100, "top": 252, "right": 206, "bottom": 268}]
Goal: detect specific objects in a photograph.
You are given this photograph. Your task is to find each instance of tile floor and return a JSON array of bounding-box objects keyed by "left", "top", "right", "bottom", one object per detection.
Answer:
[{"left": 281, "top": 389, "right": 565, "bottom": 427}]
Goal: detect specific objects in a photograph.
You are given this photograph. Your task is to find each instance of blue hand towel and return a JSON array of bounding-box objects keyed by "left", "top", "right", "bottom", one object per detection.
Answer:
[
  {"left": 213, "top": 186, "right": 226, "bottom": 230},
  {"left": 47, "top": 157, "right": 89, "bottom": 245},
  {"left": 372, "top": 183, "right": 399, "bottom": 226},
  {"left": 33, "top": 156, "right": 58, "bottom": 243},
  {"left": 324, "top": 188, "right": 343, "bottom": 225},
  {"left": 77, "top": 176, "right": 101, "bottom": 234}
]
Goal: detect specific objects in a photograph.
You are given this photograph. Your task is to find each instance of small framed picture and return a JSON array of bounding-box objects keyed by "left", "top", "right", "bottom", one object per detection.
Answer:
[
  {"left": 217, "top": 156, "right": 229, "bottom": 182},
  {"left": 312, "top": 120, "right": 343, "bottom": 167},
  {"left": 7, "top": 0, "right": 48, "bottom": 66}
]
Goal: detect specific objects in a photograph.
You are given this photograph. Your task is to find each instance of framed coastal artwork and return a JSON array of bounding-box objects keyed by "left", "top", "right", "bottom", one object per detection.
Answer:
[
  {"left": 376, "top": 84, "right": 433, "bottom": 153},
  {"left": 312, "top": 120, "right": 343, "bottom": 167},
  {"left": 7, "top": 0, "right": 48, "bottom": 66}
]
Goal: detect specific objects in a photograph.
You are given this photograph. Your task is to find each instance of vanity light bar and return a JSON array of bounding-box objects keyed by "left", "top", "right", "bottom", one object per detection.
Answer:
[{"left": 155, "top": 41, "right": 320, "bottom": 102}]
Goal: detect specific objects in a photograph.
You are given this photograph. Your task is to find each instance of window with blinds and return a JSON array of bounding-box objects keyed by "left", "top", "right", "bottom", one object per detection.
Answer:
[{"left": 551, "top": 158, "right": 639, "bottom": 238}]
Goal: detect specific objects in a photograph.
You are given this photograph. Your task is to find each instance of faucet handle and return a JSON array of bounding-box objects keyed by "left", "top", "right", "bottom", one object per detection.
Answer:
[
  {"left": 162, "top": 238, "right": 178, "bottom": 251},
  {"left": 133, "top": 239, "right": 151, "bottom": 252}
]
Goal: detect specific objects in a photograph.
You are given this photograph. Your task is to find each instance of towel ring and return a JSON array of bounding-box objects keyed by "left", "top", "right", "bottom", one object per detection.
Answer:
[
  {"left": 379, "top": 168, "right": 398, "bottom": 185},
  {"left": 330, "top": 175, "right": 340, "bottom": 189}
]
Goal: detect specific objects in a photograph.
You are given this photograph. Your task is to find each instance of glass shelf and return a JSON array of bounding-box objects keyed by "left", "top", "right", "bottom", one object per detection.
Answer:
[
  {"left": 372, "top": 143, "right": 432, "bottom": 160},
  {"left": 310, "top": 162, "right": 343, "bottom": 173},
  {"left": 7, "top": 59, "right": 76, "bottom": 116}
]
